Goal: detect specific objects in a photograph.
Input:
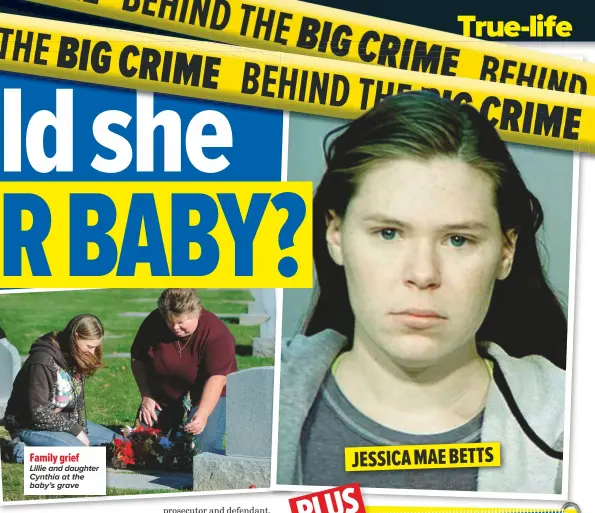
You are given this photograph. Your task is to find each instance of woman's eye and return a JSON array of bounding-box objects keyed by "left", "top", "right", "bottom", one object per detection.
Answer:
[
  {"left": 449, "top": 235, "right": 468, "bottom": 247},
  {"left": 379, "top": 229, "right": 398, "bottom": 241}
]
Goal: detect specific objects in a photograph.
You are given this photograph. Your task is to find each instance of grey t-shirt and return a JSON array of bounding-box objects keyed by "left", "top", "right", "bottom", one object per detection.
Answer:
[{"left": 301, "top": 370, "right": 484, "bottom": 490}]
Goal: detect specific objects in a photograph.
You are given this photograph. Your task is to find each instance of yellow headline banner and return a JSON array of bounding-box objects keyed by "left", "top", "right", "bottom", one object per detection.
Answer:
[
  {"left": 26, "top": 0, "right": 593, "bottom": 96},
  {"left": 345, "top": 443, "right": 500, "bottom": 471},
  {"left": 0, "top": 182, "right": 312, "bottom": 288},
  {"left": 2, "top": 15, "right": 595, "bottom": 154},
  {"left": 367, "top": 508, "right": 577, "bottom": 513}
]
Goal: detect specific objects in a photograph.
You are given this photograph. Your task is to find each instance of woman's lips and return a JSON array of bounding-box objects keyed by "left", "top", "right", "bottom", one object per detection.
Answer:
[{"left": 391, "top": 309, "right": 447, "bottom": 329}]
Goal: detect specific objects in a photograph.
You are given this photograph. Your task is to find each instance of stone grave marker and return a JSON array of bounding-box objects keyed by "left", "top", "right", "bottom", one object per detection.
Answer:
[
  {"left": 226, "top": 366, "right": 274, "bottom": 458},
  {"left": 193, "top": 366, "right": 274, "bottom": 491},
  {"left": 106, "top": 468, "right": 192, "bottom": 491}
]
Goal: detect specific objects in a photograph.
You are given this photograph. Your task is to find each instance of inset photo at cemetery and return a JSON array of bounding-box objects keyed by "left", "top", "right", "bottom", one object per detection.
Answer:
[{"left": 0, "top": 288, "right": 276, "bottom": 501}]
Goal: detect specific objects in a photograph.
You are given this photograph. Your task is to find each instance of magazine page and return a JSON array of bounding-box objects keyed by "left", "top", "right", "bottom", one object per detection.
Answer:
[{"left": 0, "top": 3, "right": 591, "bottom": 513}]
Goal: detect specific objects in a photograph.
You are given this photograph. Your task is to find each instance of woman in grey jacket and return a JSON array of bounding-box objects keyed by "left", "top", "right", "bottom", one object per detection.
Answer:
[{"left": 277, "top": 92, "right": 567, "bottom": 494}]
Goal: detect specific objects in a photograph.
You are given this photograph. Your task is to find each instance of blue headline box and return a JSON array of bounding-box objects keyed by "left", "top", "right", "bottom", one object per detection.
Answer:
[{"left": 0, "top": 71, "right": 284, "bottom": 182}]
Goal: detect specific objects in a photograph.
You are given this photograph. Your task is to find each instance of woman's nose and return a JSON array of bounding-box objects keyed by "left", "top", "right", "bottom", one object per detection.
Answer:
[{"left": 402, "top": 240, "right": 441, "bottom": 290}]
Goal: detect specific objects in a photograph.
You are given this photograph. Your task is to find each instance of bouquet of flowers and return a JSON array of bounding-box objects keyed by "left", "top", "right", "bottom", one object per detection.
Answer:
[
  {"left": 110, "top": 398, "right": 200, "bottom": 471},
  {"left": 111, "top": 423, "right": 199, "bottom": 471}
]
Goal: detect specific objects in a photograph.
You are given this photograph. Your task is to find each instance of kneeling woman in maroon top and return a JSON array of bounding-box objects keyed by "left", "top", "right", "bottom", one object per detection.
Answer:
[{"left": 130, "top": 289, "right": 238, "bottom": 455}]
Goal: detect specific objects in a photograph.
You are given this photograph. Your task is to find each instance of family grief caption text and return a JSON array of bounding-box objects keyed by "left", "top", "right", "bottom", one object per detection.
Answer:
[
  {"left": 25, "top": 447, "right": 106, "bottom": 495},
  {"left": 2, "top": 15, "right": 595, "bottom": 153}
]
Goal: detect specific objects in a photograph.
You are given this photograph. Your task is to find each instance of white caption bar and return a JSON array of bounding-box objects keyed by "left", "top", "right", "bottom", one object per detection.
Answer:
[{"left": 24, "top": 446, "right": 107, "bottom": 496}]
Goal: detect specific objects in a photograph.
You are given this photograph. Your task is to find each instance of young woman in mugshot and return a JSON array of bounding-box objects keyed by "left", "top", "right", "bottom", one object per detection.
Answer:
[{"left": 276, "top": 91, "right": 567, "bottom": 493}]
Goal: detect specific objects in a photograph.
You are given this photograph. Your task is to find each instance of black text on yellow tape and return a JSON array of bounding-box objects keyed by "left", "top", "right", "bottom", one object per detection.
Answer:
[
  {"left": 1, "top": 14, "right": 595, "bottom": 153},
  {"left": 345, "top": 443, "right": 500, "bottom": 471},
  {"left": 25, "top": 0, "right": 594, "bottom": 95}
]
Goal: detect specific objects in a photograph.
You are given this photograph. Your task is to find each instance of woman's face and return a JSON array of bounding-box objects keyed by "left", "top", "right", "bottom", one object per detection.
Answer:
[
  {"left": 166, "top": 312, "right": 200, "bottom": 338},
  {"left": 75, "top": 335, "right": 102, "bottom": 356},
  {"left": 326, "top": 157, "right": 517, "bottom": 369}
]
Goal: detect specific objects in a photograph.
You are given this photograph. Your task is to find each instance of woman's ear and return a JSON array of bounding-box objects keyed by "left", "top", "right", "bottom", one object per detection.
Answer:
[
  {"left": 497, "top": 228, "right": 519, "bottom": 280},
  {"left": 326, "top": 210, "right": 344, "bottom": 266}
]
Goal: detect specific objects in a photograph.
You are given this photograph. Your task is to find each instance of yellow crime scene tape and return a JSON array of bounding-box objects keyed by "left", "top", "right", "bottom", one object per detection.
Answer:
[
  {"left": 2, "top": 14, "right": 595, "bottom": 153},
  {"left": 26, "top": 0, "right": 593, "bottom": 95}
]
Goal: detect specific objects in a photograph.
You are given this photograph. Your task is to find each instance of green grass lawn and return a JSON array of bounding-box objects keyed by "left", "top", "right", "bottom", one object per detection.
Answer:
[
  {"left": 0, "top": 288, "right": 274, "bottom": 502},
  {"left": 0, "top": 289, "right": 255, "bottom": 354}
]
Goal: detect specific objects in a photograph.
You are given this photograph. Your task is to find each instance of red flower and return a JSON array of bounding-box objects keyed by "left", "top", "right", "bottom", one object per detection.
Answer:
[
  {"left": 122, "top": 455, "right": 135, "bottom": 465},
  {"left": 114, "top": 439, "right": 123, "bottom": 447}
]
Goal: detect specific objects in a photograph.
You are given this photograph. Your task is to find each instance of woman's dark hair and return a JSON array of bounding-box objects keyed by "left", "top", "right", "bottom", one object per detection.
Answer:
[
  {"left": 54, "top": 313, "right": 105, "bottom": 376},
  {"left": 304, "top": 91, "right": 568, "bottom": 369}
]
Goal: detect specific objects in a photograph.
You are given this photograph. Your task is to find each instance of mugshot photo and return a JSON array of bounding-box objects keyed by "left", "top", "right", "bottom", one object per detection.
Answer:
[{"left": 276, "top": 91, "right": 577, "bottom": 496}]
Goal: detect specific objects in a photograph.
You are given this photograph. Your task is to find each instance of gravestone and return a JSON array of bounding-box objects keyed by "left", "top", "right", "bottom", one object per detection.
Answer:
[
  {"left": 0, "top": 336, "right": 21, "bottom": 419},
  {"left": 106, "top": 468, "right": 192, "bottom": 491},
  {"left": 193, "top": 367, "right": 274, "bottom": 491},
  {"left": 226, "top": 367, "right": 274, "bottom": 458}
]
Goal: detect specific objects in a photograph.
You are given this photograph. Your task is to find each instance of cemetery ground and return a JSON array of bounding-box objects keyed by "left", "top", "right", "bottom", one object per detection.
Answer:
[{"left": 0, "top": 288, "right": 274, "bottom": 501}]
